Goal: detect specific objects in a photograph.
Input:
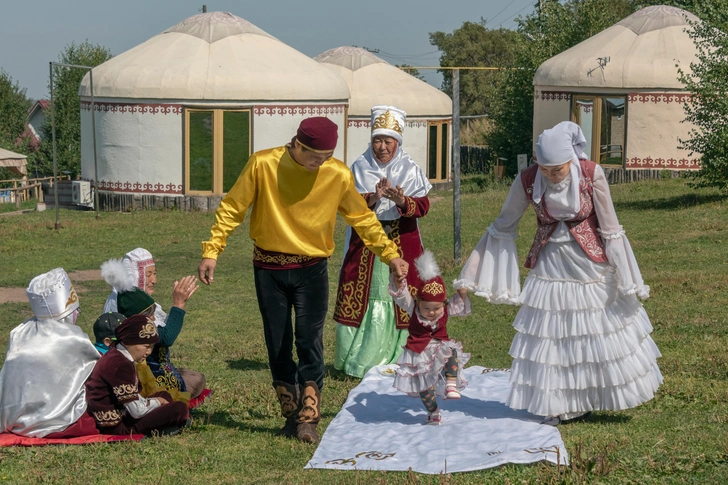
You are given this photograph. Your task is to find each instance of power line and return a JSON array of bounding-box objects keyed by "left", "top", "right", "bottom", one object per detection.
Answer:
[
  {"left": 377, "top": 50, "right": 441, "bottom": 59},
  {"left": 500, "top": 2, "right": 535, "bottom": 26},
  {"left": 488, "top": 0, "right": 519, "bottom": 25}
]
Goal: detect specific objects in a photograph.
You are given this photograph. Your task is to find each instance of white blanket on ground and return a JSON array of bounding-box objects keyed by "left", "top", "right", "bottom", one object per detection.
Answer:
[{"left": 306, "top": 365, "right": 568, "bottom": 474}]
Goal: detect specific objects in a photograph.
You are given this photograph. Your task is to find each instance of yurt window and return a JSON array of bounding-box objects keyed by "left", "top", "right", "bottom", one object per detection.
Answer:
[
  {"left": 185, "top": 108, "right": 251, "bottom": 195},
  {"left": 571, "top": 96, "right": 626, "bottom": 166},
  {"left": 427, "top": 121, "right": 450, "bottom": 182}
]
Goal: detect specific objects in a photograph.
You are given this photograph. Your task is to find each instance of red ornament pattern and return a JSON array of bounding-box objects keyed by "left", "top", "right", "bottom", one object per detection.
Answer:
[
  {"left": 79, "top": 101, "right": 183, "bottom": 114},
  {"left": 253, "top": 104, "right": 346, "bottom": 116},
  {"left": 627, "top": 93, "right": 692, "bottom": 104},
  {"left": 347, "top": 120, "right": 431, "bottom": 128},
  {"left": 538, "top": 91, "right": 570, "bottom": 101},
  {"left": 626, "top": 157, "right": 700, "bottom": 170},
  {"left": 96, "top": 180, "right": 183, "bottom": 194}
]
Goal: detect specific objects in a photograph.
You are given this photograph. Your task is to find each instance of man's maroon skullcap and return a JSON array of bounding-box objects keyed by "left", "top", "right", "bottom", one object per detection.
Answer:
[{"left": 294, "top": 117, "right": 338, "bottom": 153}]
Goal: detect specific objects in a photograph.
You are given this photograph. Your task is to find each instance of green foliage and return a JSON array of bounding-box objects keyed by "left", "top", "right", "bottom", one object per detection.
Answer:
[
  {"left": 38, "top": 41, "right": 113, "bottom": 177},
  {"left": 429, "top": 20, "right": 519, "bottom": 116},
  {"left": 0, "top": 69, "right": 31, "bottom": 151},
  {"left": 486, "top": 0, "right": 633, "bottom": 173},
  {"left": 678, "top": 16, "right": 728, "bottom": 191}
]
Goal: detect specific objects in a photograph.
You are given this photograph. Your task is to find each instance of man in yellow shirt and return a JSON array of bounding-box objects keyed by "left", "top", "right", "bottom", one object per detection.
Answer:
[{"left": 198, "top": 117, "right": 408, "bottom": 443}]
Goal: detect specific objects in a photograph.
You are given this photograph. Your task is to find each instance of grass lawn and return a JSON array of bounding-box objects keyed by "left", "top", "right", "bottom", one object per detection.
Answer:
[
  {"left": 0, "top": 200, "right": 36, "bottom": 214},
  {"left": 0, "top": 177, "right": 727, "bottom": 484}
]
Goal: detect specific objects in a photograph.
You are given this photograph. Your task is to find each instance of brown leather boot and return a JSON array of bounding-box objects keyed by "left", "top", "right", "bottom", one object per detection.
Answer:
[
  {"left": 296, "top": 381, "right": 321, "bottom": 444},
  {"left": 272, "top": 381, "right": 299, "bottom": 437}
]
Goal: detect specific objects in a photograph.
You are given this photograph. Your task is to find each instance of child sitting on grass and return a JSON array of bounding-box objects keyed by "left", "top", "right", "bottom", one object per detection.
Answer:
[
  {"left": 390, "top": 250, "right": 472, "bottom": 425},
  {"left": 85, "top": 314, "right": 190, "bottom": 436},
  {"left": 92, "top": 312, "right": 125, "bottom": 355}
]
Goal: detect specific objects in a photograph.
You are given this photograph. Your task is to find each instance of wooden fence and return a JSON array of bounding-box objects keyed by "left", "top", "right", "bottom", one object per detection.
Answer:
[
  {"left": 460, "top": 145, "right": 492, "bottom": 175},
  {"left": 0, "top": 176, "right": 70, "bottom": 205}
]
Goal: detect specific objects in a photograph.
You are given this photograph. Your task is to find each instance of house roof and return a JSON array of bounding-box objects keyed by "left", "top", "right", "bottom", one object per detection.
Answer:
[
  {"left": 315, "top": 46, "right": 451, "bottom": 117},
  {"left": 79, "top": 12, "right": 349, "bottom": 101},
  {"left": 534, "top": 5, "right": 700, "bottom": 89}
]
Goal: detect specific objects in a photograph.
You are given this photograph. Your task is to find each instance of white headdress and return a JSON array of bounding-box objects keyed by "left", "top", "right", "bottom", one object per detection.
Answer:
[
  {"left": 352, "top": 105, "right": 431, "bottom": 220},
  {"left": 533, "top": 121, "right": 587, "bottom": 212},
  {"left": 26, "top": 268, "right": 79, "bottom": 319},
  {"left": 101, "top": 248, "right": 167, "bottom": 327},
  {"left": 371, "top": 105, "right": 406, "bottom": 145},
  {"left": 122, "top": 248, "right": 155, "bottom": 290}
]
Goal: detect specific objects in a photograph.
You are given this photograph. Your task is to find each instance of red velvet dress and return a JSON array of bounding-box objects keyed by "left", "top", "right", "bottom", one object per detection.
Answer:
[{"left": 85, "top": 347, "right": 189, "bottom": 435}]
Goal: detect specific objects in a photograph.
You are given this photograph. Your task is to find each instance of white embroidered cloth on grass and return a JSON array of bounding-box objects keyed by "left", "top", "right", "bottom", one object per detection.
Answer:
[{"left": 305, "top": 365, "right": 568, "bottom": 474}]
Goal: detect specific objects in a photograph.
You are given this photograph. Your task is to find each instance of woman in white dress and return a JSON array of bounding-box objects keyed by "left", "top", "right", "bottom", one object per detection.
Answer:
[{"left": 455, "top": 121, "right": 663, "bottom": 425}]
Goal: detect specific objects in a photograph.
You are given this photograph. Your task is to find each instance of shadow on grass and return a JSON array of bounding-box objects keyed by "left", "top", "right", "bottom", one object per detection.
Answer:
[
  {"left": 613, "top": 192, "right": 727, "bottom": 211},
  {"left": 573, "top": 413, "right": 632, "bottom": 426},
  {"left": 226, "top": 358, "right": 269, "bottom": 371}
]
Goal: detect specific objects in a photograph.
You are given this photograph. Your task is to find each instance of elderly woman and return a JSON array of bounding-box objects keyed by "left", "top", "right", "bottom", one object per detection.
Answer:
[
  {"left": 334, "top": 105, "right": 432, "bottom": 378},
  {"left": 102, "top": 248, "right": 206, "bottom": 400},
  {"left": 0, "top": 268, "right": 99, "bottom": 437},
  {"left": 456, "top": 121, "right": 663, "bottom": 425}
]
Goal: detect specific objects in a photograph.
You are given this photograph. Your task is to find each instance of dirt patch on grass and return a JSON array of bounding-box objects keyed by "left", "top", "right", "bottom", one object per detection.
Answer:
[
  {"left": 0, "top": 287, "right": 27, "bottom": 305},
  {"left": 0, "top": 270, "right": 101, "bottom": 304}
]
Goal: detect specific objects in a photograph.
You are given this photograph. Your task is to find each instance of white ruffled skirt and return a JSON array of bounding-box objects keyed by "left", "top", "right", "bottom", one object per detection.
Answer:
[
  {"left": 506, "top": 239, "right": 663, "bottom": 417},
  {"left": 393, "top": 339, "right": 471, "bottom": 397}
]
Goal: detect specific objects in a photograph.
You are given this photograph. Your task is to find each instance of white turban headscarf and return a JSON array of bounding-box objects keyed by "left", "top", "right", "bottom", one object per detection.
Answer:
[
  {"left": 534, "top": 121, "right": 588, "bottom": 213},
  {"left": 351, "top": 105, "right": 431, "bottom": 220}
]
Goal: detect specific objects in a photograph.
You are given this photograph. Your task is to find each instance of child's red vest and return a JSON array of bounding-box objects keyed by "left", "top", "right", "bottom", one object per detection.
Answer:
[{"left": 520, "top": 160, "right": 608, "bottom": 269}]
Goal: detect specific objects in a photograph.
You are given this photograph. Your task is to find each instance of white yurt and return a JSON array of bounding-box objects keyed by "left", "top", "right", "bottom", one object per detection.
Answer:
[
  {"left": 533, "top": 5, "right": 700, "bottom": 171},
  {"left": 79, "top": 12, "right": 350, "bottom": 210},
  {"left": 315, "top": 47, "right": 452, "bottom": 183}
]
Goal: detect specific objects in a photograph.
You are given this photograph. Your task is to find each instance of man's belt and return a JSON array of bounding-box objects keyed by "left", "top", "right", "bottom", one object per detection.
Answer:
[{"left": 253, "top": 246, "right": 325, "bottom": 270}]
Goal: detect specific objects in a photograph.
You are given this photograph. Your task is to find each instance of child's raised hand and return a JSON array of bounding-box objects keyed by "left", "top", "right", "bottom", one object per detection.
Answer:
[{"left": 156, "top": 397, "right": 169, "bottom": 405}]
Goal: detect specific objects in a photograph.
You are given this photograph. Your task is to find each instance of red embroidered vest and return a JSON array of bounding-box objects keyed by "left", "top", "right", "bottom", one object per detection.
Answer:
[{"left": 520, "top": 160, "right": 607, "bottom": 269}]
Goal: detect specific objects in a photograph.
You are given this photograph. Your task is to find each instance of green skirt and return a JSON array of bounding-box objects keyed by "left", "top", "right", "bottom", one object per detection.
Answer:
[{"left": 334, "top": 257, "right": 408, "bottom": 378}]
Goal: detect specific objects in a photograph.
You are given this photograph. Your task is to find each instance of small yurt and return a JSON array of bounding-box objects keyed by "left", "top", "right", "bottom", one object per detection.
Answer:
[
  {"left": 533, "top": 5, "right": 700, "bottom": 172},
  {"left": 315, "top": 47, "right": 452, "bottom": 183},
  {"left": 79, "top": 12, "right": 350, "bottom": 210}
]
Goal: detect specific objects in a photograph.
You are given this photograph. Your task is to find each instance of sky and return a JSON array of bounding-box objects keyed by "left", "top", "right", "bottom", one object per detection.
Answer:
[{"left": 0, "top": 0, "right": 536, "bottom": 101}]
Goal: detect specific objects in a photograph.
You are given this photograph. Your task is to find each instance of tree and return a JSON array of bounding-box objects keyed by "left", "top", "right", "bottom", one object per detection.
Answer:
[
  {"left": 678, "top": 17, "right": 728, "bottom": 190},
  {"left": 0, "top": 70, "right": 35, "bottom": 180},
  {"left": 38, "top": 41, "right": 113, "bottom": 176},
  {"left": 485, "top": 0, "right": 634, "bottom": 171},
  {"left": 429, "top": 20, "right": 519, "bottom": 116},
  {"left": 0, "top": 70, "right": 31, "bottom": 150}
]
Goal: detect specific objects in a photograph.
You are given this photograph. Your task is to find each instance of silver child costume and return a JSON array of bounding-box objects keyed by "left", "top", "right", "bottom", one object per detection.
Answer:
[{"left": 0, "top": 268, "right": 99, "bottom": 437}]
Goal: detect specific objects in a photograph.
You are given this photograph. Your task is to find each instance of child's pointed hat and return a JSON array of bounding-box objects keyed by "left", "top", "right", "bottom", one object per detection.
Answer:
[{"left": 414, "top": 250, "right": 447, "bottom": 302}]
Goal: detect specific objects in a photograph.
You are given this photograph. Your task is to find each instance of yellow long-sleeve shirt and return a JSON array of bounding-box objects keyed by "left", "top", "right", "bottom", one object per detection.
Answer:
[{"left": 201, "top": 146, "right": 400, "bottom": 264}]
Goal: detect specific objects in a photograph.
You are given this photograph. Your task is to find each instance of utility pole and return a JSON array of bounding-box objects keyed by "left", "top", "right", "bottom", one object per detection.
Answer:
[
  {"left": 49, "top": 62, "right": 101, "bottom": 229},
  {"left": 452, "top": 69, "right": 461, "bottom": 262},
  {"left": 397, "top": 65, "right": 514, "bottom": 261}
]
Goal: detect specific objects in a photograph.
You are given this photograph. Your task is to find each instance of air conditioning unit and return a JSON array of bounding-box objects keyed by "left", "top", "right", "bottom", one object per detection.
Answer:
[{"left": 71, "top": 180, "right": 93, "bottom": 207}]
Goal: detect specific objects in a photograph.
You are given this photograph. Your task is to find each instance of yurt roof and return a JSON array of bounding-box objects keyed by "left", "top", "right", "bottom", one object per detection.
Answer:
[
  {"left": 534, "top": 5, "right": 700, "bottom": 89},
  {"left": 315, "top": 46, "right": 452, "bottom": 117},
  {"left": 79, "top": 12, "right": 349, "bottom": 101}
]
